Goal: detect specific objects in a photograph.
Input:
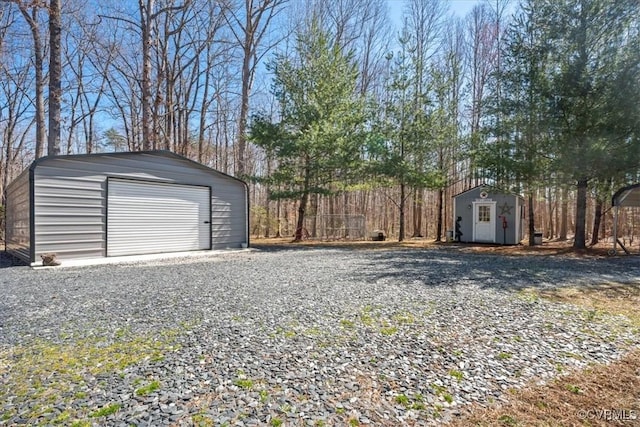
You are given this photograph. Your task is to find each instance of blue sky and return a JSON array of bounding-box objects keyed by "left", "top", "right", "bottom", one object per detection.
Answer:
[{"left": 387, "top": 0, "right": 481, "bottom": 29}]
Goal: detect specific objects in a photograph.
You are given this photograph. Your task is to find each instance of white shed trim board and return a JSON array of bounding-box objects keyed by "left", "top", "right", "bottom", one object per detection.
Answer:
[{"left": 106, "top": 178, "right": 212, "bottom": 256}]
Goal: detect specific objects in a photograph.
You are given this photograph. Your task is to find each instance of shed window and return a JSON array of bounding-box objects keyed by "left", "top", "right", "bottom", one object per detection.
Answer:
[{"left": 478, "top": 205, "right": 491, "bottom": 222}]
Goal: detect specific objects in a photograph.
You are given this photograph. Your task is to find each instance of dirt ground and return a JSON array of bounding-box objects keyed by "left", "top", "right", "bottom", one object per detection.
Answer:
[{"left": 250, "top": 236, "right": 627, "bottom": 258}]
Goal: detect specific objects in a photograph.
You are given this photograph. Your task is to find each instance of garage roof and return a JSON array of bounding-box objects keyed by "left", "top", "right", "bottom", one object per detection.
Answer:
[{"left": 612, "top": 183, "right": 640, "bottom": 207}]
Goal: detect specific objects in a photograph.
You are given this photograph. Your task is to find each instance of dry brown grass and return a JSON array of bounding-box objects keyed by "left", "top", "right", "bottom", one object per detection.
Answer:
[
  {"left": 250, "top": 237, "right": 625, "bottom": 258},
  {"left": 536, "top": 284, "right": 640, "bottom": 327},
  {"left": 448, "top": 281, "right": 640, "bottom": 427},
  {"left": 251, "top": 236, "right": 440, "bottom": 250},
  {"left": 447, "top": 348, "right": 640, "bottom": 427}
]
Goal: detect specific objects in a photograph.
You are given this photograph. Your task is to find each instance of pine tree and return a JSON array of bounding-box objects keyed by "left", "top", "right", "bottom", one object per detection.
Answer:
[{"left": 250, "top": 21, "right": 368, "bottom": 241}]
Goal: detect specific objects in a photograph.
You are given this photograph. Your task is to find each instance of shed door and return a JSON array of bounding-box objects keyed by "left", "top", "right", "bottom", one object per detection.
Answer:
[
  {"left": 473, "top": 201, "right": 496, "bottom": 243},
  {"left": 107, "top": 179, "right": 210, "bottom": 256}
]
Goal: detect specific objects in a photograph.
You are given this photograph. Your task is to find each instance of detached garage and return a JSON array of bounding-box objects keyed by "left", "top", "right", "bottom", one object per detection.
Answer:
[{"left": 4, "top": 151, "right": 248, "bottom": 265}]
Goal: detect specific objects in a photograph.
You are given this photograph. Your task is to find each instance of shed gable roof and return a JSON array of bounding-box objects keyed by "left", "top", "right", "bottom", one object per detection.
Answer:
[{"left": 452, "top": 185, "right": 523, "bottom": 200}]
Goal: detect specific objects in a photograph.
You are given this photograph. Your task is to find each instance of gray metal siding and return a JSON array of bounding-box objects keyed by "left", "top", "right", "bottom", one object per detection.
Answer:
[
  {"left": 33, "top": 172, "right": 106, "bottom": 260},
  {"left": 5, "top": 168, "right": 31, "bottom": 262},
  {"left": 31, "top": 152, "right": 247, "bottom": 261},
  {"left": 211, "top": 185, "right": 247, "bottom": 249}
]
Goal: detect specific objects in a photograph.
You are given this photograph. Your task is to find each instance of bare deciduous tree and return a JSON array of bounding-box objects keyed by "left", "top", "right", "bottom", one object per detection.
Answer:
[
  {"left": 47, "top": 0, "right": 61, "bottom": 156},
  {"left": 223, "top": 0, "right": 288, "bottom": 177}
]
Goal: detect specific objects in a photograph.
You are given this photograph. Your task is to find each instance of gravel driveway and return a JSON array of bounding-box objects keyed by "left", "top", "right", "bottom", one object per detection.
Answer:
[{"left": 1, "top": 246, "right": 639, "bottom": 426}]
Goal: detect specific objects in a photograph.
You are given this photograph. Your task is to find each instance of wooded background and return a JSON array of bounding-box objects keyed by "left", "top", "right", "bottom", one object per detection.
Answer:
[{"left": 0, "top": 0, "right": 639, "bottom": 249}]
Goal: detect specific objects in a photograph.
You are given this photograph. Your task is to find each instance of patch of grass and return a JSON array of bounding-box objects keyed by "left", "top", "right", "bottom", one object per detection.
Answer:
[
  {"left": 379, "top": 326, "right": 398, "bottom": 336},
  {"left": 192, "top": 413, "right": 215, "bottom": 427},
  {"left": 432, "top": 403, "right": 444, "bottom": 418},
  {"left": 53, "top": 409, "right": 72, "bottom": 424},
  {"left": 234, "top": 378, "right": 254, "bottom": 389},
  {"left": 431, "top": 383, "right": 454, "bottom": 404},
  {"left": 259, "top": 389, "right": 269, "bottom": 403},
  {"left": 395, "top": 394, "right": 410, "bottom": 406},
  {"left": 340, "top": 319, "right": 355, "bottom": 329},
  {"left": 270, "top": 418, "right": 283, "bottom": 427},
  {"left": 135, "top": 380, "right": 160, "bottom": 396},
  {"left": 70, "top": 422, "right": 91, "bottom": 427},
  {"left": 0, "top": 330, "right": 179, "bottom": 423},
  {"left": 89, "top": 403, "right": 121, "bottom": 418},
  {"left": 432, "top": 383, "right": 447, "bottom": 395},
  {"left": 449, "top": 369, "right": 464, "bottom": 382},
  {"left": 565, "top": 384, "right": 582, "bottom": 394},
  {"left": 392, "top": 311, "right": 416, "bottom": 324},
  {"left": 335, "top": 407, "right": 346, "bottom": 415},
  {"left": 304, "top": 327, "right": 323, "bottom": 337},
  {"left": 497, "top": 414, "right": 519, "bottom": 426},
  {"left": 517, "top": 290, "right": 540, "bottom": 303},
  {"left": 498, "top": 351, "right": 512, "bottom": 360}
]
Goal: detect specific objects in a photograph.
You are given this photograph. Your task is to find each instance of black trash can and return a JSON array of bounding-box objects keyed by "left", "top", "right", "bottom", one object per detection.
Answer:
[{"left": 533, "top": 231, "right": 543, "bottom": 245}]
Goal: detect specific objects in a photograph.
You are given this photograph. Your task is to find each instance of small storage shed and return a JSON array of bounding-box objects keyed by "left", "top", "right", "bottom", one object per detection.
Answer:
[
  {"left": 610, "top": 183, "right": 640, "bottom": 255},
  {"left": 453, "top": 186, "right": 524, "bottom": 245},
  {"left": 4, "top": 151, "right": 249, "bottom": 265}
]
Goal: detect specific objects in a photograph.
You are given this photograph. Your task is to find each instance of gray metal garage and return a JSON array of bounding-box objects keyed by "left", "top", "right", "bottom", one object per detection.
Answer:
[{"left": 4, "top": 151, "right": 249, "bottom": 265}]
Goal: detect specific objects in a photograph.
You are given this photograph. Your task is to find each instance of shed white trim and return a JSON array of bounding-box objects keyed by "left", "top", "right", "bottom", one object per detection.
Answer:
[{"left": 472, "top": 200, "right": 496, "bottom": 243}]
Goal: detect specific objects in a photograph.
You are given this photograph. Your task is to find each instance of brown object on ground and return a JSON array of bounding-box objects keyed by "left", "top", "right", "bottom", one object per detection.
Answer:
[{"left": 40, "top": 253, "right": 61, "bottom": 266}]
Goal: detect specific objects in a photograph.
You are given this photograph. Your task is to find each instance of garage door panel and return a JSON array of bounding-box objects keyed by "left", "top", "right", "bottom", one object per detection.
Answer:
[{"left": 107, "top": 179, "right": 210, "bottom": 256}]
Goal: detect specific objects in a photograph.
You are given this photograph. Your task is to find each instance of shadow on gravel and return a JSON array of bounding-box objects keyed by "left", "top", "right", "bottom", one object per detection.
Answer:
[
  {"left": 354, "top": 248, "right": 639, "bottom": 291},
  {"left": 249, "top": 243, "right": 321, "bottom": 253},
  {"left": 0, "top": 251, "right": 26, "bottom": 269}
]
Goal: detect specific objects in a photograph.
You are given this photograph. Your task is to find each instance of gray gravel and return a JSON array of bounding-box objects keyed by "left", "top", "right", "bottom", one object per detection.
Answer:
[{"left": 1, "top": 246, "right": 639, "bottom": 426}]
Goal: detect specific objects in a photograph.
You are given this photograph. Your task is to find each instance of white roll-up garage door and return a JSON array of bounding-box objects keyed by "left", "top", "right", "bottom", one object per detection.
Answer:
[{"left": 107, "top": 179, "right": 211, "bottom": 256}]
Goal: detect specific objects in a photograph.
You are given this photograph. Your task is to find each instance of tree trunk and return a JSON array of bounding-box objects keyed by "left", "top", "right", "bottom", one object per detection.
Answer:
[
  {"left": 20, "top": 6, "right": 46, "bottom": 159},
  {"left": 47, "top": 0, "right": 62, "bottom": 156},
  {"left": 559, "top": 186, "right": 568, "bottom": 240},
  {"left": 528, "top": 193, "right": 535, "bottom": 246},
  {"left": 140, "top": 0, "right": 155, "bottom": 151},
  {"left": 574, "top": 179, "right": 588, "bottom": 249},
  {"left": 294, "top": 162, "right": 311, "bottom": 242},
  {"left": 275, "top": 198, "right": 281, "bottom": 238},
  {"left": 236, "top": 41, "right": 252, "bottom": 176},
  {"left": 412, "top": 189, "right": 423, "bottom": 237},
  {"left": 436, "top": 188, "right": 443, "bottom": 241},
  {"left": 294, "top": 192, "right": 309, "bottom": 242},
  {"left": 399, "top": 182, "right": 405, "bottom": 242},
  {"left": 590, "top": 199, "right": 603, "bottom": 246}
]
